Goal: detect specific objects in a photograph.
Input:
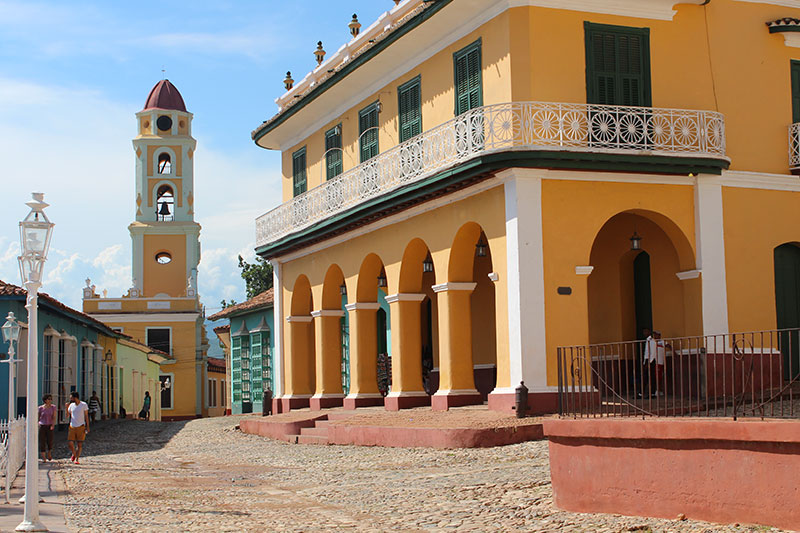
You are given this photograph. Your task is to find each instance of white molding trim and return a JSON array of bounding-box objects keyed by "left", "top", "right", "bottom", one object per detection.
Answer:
[
  {"left": 384, "top": 293, "right": 426, "bottom": 304},
  {"left": 780, "top": 33, "right": 800, "bottom": 48},
  {"left": 344, "top": 392, "right": 384, "bottom": 400},
  {"left": 272, "top": 177, "right": 502, "bottom": 263},
  {"left": 676, "top": 269, "right": 701, "bottom": 281},
  {"left": 310, "top": 309, "right": 346, "bottom": 318},
  {"left": 473, "top": 363, "right": 497, "bottom": 370},
  {"left": 285, "top": 315, "right": 313, "bottom": 323},
  {"left": 433, "top": 388, "right": 480, "bottom": 396},
  {"left": 513, "top": 0, "right": 705, "bottom": 20},
  {"left": 575, "top": 266, "right": 594, "bottom": 276},
  {"left": 514, "top": 167, "right": 696, "bottom": 186},
  {"left": 432, "top": 282, "right": 477, "bottom": 293},
  {"left": 487, "top": 272, "right": 499, "bottom": 282},
  {"left": 721, "top": 170, "right": 800, "bottom": 192},
  {"left": 385, "top": 390, "right": 428, "bottom": 398},
  {"left": 344, "top": 302, "right": 381, "bottom": 311},
  {"left": 87, "top": 312, "right": 200, "bottom": 323},
  {"left": 310, "top": 393, "right": 346, "bottom": 399},
  {"left": 280, "top": 394, "right": 313, "bottom": 399},
  {"left": 97, "top": 301, "right": 122, "bottom": 310},
  {"left": 734, "top": 0, "right": 800, "bottom": 8}
]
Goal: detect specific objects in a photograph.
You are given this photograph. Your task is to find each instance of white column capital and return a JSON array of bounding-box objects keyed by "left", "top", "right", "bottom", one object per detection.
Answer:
[
  {"left": 575, "top": 266, "right": 594, "bottom": 276},
  {"left": 310, "top": 309, "right": 345, "bottom": 318},
  {"left": 676, "top": 269, "right": 701, "bottom": 281},
  {"left": 431, "top": 282, "right": 477, "bottom": 293},
  {"left": 384, "top": 293, "right": 426, "bottom": 304},
  {"left": 285, "top": 315, "right": 313, "bottom": 323},
  {"left": 344, "top": 302, "right": 381, "bottom": 312}
]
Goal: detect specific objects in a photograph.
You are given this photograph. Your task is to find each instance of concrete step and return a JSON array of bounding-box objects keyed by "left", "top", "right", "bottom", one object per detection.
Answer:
[
  {"left": 313, "top": 419, "right": 332, "bottom": 428},
  {"left": 327, "top": 411, "right": 359, "bottom": 421},
  {"left": 297, "top": 435, "right": 329, "bottom": 445},
  {"left": 285, "top": 434, "right": 300, "bottom": 444},
  {"left": 300, "top": 426, "right": 329, "bottom": 437}
]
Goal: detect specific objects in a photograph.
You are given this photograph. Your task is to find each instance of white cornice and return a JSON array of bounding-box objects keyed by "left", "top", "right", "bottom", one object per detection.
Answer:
[
  {"left": 514, "top": 0, "right": 706, "bottom": 20},
  {"left": 721, "top": 170, "right": 800, "bottom": 191},
  {"left": 676, "top": 269, "right": 701, "bottom": 280},
  {"left": 432, "top": 282, "right": 477, "bottom": 293},
  {"left": 734, "top": 0, "right": 800, "bottom": 7},
  {"left": 310, "top": 309, "right": 345, "bottom": 317},
  {"left": 384, "top": 293, "right": 427, "bottom": 303},
  {"left": 344, "top": 302, "right": 381, "bottom": 311},
  {"left": 285, "top": 315, "right": 313, "bottom": 323},
  {"left": 87, "top": 313, "right": 200, "bottom": 323},
  {"left": 575, "top": 266, "right": 595, "bottom": 276}
]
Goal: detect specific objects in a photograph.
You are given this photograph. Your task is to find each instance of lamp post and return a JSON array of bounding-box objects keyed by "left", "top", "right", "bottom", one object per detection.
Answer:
[
  {"left": 2, "top": 312, "right": 21, "bottom": 422},
  {"left": 16, "top": 193, "right": 54, "bottom": 533}
]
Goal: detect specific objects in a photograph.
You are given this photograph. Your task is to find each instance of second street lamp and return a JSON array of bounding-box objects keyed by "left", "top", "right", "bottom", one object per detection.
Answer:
[
  {"left": 2, "top": 312, "right": 21, "bottom": 422},
  {"left": 16, "top": 193, "right": 54, "bottom": 533}
]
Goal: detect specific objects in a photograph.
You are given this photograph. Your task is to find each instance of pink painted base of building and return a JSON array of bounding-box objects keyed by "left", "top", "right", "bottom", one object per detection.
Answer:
[
  {"left": 431, "top": 391, "right": 482, "bottom": 411},
  {"left": 343, "top": 395, "right": 385, "bottom": 409},
  {"left": 310, "top": 396, "right": 344, "bottom": 410},
  {"left": 543, "top": 418, "right": 800, "bottom": 532},
  {"left": 384, "top": 393, "right": 430, "bottom": 411},
  {"left": 280, "top": 397, "right": 310, "bottom": 411},
  {"left": 487, "top": 390, "right": 559, "bottom": 415},
  {"left": 327, "top": 422, "right": 542, "bottom": 448}
]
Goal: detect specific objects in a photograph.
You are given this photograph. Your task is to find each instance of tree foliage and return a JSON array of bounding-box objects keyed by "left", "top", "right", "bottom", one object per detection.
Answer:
[{"left": 238, "top": 255, "right": 273, "bottom": 299}]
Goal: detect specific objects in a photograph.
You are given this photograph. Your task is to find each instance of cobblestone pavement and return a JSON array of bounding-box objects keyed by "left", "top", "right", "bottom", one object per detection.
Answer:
[{"left": 52, "top": 417, "right": 784, "bottom": 532}]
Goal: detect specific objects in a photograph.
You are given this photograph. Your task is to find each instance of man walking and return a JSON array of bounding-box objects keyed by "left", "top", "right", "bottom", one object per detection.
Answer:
[{"left": 66, "top": 391, "right": 90, "bottom": 464}]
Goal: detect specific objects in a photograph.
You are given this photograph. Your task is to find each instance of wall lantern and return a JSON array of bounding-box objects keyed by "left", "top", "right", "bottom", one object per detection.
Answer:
[
  {"left": 340, "top": 283, "right": 347, "bottom": 295},
  {"left": 349, "top": 14, "right": 361, "bottom": 38},
  {"left": 377, "top": 274, "right": 388, "bottom": 288},
  {"left": 475, "top": 237, "right": 488, "bottom": 257},
  {"left": 422, "top": 258, "right": 434, "bottom": 273},
  {"left": 314, "top": 41, "right": 326, "bottom": 65},
  {"left": 103, "top": 350, "right": 113, "bottom": 363},
  {"left": 630, "top": 231, "right": 642, "bottom": 251}
]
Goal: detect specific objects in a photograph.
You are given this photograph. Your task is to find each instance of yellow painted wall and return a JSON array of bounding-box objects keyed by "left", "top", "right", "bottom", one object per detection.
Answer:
[
  {"left": 280, "top": 185, "right": 510, "bottom": 388},
  {"left": 143, "top": 234, "right": 187, "bottom": 297},
  {"left": 146, "top": 145, "right": 183, "bottom": 177},
  {"left": 541, "top": 178, "right": 697, "bottom": 386},
  {"left": 723, "top": 186, "right": 800, "bottom": 333},
  {"left": 116, "top": 343, "right": 160, "bottom": 420},
  {"left": 281, "top": 11, "right": 513, "bottom": 200}
]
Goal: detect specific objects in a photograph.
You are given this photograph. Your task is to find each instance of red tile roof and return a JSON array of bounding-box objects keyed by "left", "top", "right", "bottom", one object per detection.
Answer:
[
  {"left": 208, "top": 288, "right": 273, "bottom": 321},
  {"left": 207, "top": 357, "right": 226, "bottom": 372},
  {"left": 143, "top": 79, "right": 187, "bottom": 112},
  {"left": 0, "top": 279, "right": 120, "bottom": 337},
  {"left": 213, "top": 324, "right": 230, "bottom": 335}
]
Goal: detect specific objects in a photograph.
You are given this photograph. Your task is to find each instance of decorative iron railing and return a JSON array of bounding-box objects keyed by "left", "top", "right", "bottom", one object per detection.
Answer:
[
  {"left": 1, "top": 416, "right": 26, "bottom": 503},
  {"left": 789, "top": 123, "right": 800, "bottom": 171},
  {"left": 557, "top": 329, "right": 800, "bottom": 420},
  {"left": 256, "top": 102, "right": 727, "bottom": 248}
]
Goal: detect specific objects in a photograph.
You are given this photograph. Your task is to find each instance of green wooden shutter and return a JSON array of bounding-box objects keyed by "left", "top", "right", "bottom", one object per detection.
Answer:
[
  {"left": 359, "top": 103, "right": 379, "bottom": 162},
  {"left": 325, "top": 126, "right": 343, "bottom": 180},
  {"left": 774, "top": 244, "right": 800, "bottom": 379},
  {"left": 292, "top": 147, "right": 307, "bottom": 196},
  {"left": 585, "top": 23, "right": 651, "bottom": 107},
  {"left": 398, "top": 76, "right": 422, "bottom": 143},
  {"left": 791, "top": 61, "right": 800, "bottom": 123},
  {"left": 454, "top": 40, "right": 482, "bottom": 116}
]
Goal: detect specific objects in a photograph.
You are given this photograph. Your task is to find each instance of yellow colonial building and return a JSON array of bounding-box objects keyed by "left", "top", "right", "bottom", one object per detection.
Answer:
[
  {"left": 252, "top": 0, "right": 800, "bottom": 413},
  {"left": 84, "top": 79, "right": 210, "bottom": 420}
]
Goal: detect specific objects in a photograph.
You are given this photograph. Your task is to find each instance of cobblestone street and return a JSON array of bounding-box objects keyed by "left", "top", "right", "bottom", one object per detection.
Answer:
[{"left": 49, "top": 417, "right": 783, "bottom": 532}]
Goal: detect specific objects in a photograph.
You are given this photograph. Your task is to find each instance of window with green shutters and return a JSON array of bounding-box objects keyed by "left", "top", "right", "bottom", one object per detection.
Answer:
[
  {"left": 454, "top": 39, "right": 482, "bottom": 116},
  {"left": 250, "top": 333, "right": 262, "bottom": 399},
  {"left": 292, "top": 147, "right": 307, "bottom": 197},
  {"left": 585, "top": 22, "right": 651, "bottom": 107},
  {"left": 325, "top": 125, "right": 343, "bottom": 179},
  {"left": 398, "top": 76, "right": 422, "bottom": 142},
  {"left": 791, "top": 61, "right": 800, "bottom": 123},
  {"left": 240, "top": 335, "right": 251, "bottom": 401},
  {"left": 260, "top": 333, "right": 272, "bottom": 392},
  {"left": 359, "top": 102, "right": 380, "bottom": 163},
  {"left": 231, "top": 336, "right": 242, "bottom": 403}
]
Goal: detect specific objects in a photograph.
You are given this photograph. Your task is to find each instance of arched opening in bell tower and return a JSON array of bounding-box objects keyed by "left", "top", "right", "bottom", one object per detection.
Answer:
[
  {"left": 158, "top": 152, "right": 172, "bottom": 174},
  {"left": 156, "top": 185, "right": 175, "bottom": 221}
]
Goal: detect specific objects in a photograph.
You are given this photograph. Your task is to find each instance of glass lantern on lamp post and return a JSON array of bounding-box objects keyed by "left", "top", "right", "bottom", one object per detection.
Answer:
[{"left": 16, "top": 193, "right": 54, "bottom": 533}]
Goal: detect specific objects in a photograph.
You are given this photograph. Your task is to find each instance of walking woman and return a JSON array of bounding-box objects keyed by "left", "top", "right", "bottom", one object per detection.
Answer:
[{"left": 38, "top": 394, "right": 56, "bottom": 462}]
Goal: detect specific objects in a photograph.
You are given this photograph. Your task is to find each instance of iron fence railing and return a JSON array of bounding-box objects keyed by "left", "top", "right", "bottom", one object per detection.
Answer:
[
  {"left": 557, "top": 329, "right": 800, "bottom": 419},
  {"left": 256, "top": 102, "right": 727, "bottom": 248},
  {"left": 789, "top": 123, "right": 800, "bottom": 172},
  {"left": 0, "top": 416, "right": 25, "bottom": 503}
]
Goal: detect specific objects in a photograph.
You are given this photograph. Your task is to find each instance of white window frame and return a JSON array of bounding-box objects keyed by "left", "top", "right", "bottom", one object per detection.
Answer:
[
  {"left": 145, "top": 326, "right": 173, "bottom": 355},
  {"left": 159, "top": 373, "right": 175, "bottom": 411}
]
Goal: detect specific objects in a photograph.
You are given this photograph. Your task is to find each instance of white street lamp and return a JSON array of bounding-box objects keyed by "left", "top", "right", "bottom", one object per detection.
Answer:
[
  {"left": 16, "top": 193, "right": 54, "bottom": 533},
  {"left": 2, "top": 312, "right": 22, "bottom": 422}
]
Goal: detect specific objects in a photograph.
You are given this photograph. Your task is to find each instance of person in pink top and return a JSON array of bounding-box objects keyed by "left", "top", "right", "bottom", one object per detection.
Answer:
[{"left": 38, "top": 394, "right": 56, "bottom": 462}]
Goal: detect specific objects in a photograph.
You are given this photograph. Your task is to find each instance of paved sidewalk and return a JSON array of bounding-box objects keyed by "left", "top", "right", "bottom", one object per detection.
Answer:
[{"left": 0, "top": 461, "right": 70, "bottom": 533}]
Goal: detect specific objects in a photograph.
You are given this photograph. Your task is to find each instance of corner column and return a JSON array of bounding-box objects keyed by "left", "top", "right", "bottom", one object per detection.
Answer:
[
  {"left": 431, "top": 283, "right": 481, "bottom": 410},
  {"left": 272, "top": 263, "right": 284, "bottom": 414},
  {"left": 695, "top": 175, "right": 730, "bottom": 335},
  {"left": 282, "top": 315, "right": 313, "bottom": 411},
  {"left": 343, "top": 303, "right": 384, "bottom": 409},
  {"left": 384, "top": 293, "right": 429, "bottom": 411},
  {"left": 488, "top": 171, "right": 550, "bottom": 412},
  {"left": 310, "top": 309, "right": 345, "bottom": 410}
]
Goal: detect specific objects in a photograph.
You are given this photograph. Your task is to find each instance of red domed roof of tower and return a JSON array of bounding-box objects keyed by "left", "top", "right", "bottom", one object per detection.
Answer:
[{"left": 143, "top": 79, "right": 187, "bottom": 112}]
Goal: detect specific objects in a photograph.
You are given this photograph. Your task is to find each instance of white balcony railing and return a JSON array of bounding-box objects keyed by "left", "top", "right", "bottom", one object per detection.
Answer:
[
  {"left": 790, "top": 123, "right": 800, "bottom": 171},
  {"left": 256, "top": 101, "right": 727, "bottom": 248}
]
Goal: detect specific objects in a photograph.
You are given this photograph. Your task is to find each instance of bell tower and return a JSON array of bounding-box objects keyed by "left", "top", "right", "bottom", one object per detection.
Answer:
[{"left": 130, "top": 79, "right": 200, "bottom": 298}]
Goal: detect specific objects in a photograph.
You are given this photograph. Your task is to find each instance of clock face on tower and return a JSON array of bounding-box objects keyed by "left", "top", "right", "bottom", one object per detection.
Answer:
[{"left": 157, "top": 115, "right": 173, "bottom": 132}]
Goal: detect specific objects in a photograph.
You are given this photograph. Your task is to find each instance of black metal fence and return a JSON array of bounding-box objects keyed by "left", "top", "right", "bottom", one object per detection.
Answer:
[{"left": 557, "top": 329, "right": 800, "bottom": 419}]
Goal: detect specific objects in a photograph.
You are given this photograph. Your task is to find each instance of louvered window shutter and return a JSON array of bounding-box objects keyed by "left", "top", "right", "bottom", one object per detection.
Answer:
[
  {"left": 454, "top": 40, "right": 482, "bottom": 116},
  {"left": 359, "top": 104, "right": 379, "bottom": 162},
  {"left": 791, "top": 61, "right": 800, "bottom": 123},
  {"left": 325, "top": 126, "right": 342, "bottom": 180},
  {"left": 398, "top": 77, "right": 422, "bottom": 143},
  {"left": 292, "top": 148, "right": 307, "bottom": 197},
  {"left": 586, "top": 23, "right": 651, "bottom": 107}
]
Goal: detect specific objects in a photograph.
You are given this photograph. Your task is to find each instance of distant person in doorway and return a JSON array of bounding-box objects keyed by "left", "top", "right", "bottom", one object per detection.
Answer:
[
  {"left": 644, "top": 330, "right": 667, "bottom": 397},
  {"left": 88, "top": 391, "right": 102, "bottom": 422},
  {"left": 140, "top": 391, "right": 151, "bottom": 421},
  {"left": 38, "top": 394, "right": 56, "bottom": 462},
  {"left": 635, "top": 328, "right": 651, "bottom": 398},
  {"left": 67, "top": 391, "right": 89, "bottom": 464}
]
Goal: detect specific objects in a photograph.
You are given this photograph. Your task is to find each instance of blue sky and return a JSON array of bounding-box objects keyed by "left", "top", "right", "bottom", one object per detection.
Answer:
[{"left": 0, "top": 1, "right": 390, "bottom": 352}]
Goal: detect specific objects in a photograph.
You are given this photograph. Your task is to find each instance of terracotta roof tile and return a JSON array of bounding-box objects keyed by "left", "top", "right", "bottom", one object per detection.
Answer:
[
  {"left": 143, "top": 79, "right": 187, "bottom": 112},
  {"left": 208, "top": 288, "right": 273, "bottom": 321},
  {"left": 207, "top": 357, "right": 226, "bottom": 371}
]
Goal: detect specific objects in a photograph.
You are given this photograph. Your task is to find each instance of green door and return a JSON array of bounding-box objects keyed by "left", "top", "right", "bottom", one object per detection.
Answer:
[
  {"left": 634, "top": 251, "right": 654, "bottom": 340},
  {"left": 340, "top": 295, "right": 350, "bottom": 395},
  {"left": 775, "top": 244, "right": 800, "bottom": 379}
]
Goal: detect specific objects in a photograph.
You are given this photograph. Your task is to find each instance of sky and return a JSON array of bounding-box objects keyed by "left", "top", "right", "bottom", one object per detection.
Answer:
[{"left": 0, "top": 0, "right": 391, "bottom": 354}]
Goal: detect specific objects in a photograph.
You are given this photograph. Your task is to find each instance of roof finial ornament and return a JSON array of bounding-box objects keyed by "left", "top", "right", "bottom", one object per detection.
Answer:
[
  {"left": 284, "top": 71, "right": 294, "bottom": 90},
  {"left": 349, "top": 14, "right": 361, "bottom": 38},
  {"left": 314, "top": 41, "right": 326, "bottom": 65},
  {"left": 161, "top": 66, "right": 166, "bottom": 80}
]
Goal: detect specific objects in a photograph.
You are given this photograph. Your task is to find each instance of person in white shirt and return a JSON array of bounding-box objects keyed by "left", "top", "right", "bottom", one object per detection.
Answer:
[
  {"left": 644, "top": 331, "right": 667, "bottom": 396},
  {"left": 66, "top": 391, "right": 90, "bottom": 464}
]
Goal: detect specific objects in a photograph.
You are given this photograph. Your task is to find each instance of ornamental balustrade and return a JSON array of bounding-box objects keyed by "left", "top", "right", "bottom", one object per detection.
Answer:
[
  {"left": 789, "top": 123, "right": 800, "bottom": 172},
  {"left": 1, "top": 416, "right": 25, "bottom": 503},
  {"left": 256, "top": 102, "right": 727, "bottom": 248}
]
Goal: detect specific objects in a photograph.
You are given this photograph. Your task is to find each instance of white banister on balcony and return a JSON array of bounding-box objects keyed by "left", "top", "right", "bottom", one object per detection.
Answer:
[
  {"left": 790, "top": 123, "right": 800, "bottom": 172},
  {"left": 256, "top": 101, "right": 727, "bottom": 249}
]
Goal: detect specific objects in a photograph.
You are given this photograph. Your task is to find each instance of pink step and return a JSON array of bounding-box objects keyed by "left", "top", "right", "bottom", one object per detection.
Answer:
[
  {"left": 300, "top": 426, "right": 329, "bottom": 437},
  {"left": 327, "top": 411, "right": 358, "bottom": 421},
  {"left": 314, "top": 420, "right": 332, "bottom": 428},
  {"left": 297, "top": 435, "right": 329, "bottom": 445}
]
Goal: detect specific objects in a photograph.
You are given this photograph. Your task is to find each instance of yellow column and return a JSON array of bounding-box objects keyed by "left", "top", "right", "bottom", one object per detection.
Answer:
[
  {"left": 310, "top": 310, "right": 345, "bottom": 410},
  {"left": 343, "top": 303, "right": 384, "bottom": 409},
  {"left": 384, "top": 293, "right": 428, "bottom": 411},
  {"left": 284, "top": 315, "right": 313, "bottom": 410},
  {"left": 432, "top": 282, "right": 481, "bottom": 411}
]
